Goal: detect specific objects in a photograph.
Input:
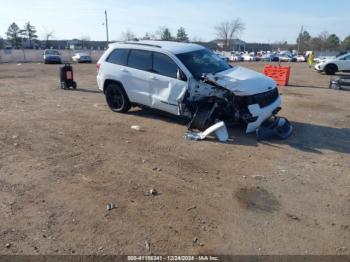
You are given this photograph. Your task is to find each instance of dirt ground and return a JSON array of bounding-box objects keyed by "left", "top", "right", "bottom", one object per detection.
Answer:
[{"left": 0, "top": 62, "right": 349, "bottom": 255}]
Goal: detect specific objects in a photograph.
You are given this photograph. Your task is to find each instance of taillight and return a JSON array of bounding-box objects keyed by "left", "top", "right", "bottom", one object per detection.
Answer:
[{"left": 96, "top": 63, "right": 101, "bottom": 73}]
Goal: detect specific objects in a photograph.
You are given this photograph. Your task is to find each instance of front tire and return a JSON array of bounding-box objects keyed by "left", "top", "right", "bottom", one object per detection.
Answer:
[
  {"left": 325, "top": 64, "right": 337, "bottom": 75},
  {"left": 105, "top": 83, "right": 131, "bottom": 113}
]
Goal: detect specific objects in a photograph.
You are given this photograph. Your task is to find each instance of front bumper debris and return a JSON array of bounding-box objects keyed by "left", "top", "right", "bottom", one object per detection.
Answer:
[
  {"left": 329, "top": 76, "right": 350, "bottom": 91},
  {"left": 246, "top": 96, "right": 282, "bottom": 133},
  {"left": 185, "top": 121, "right": 229, "bottom": 142},
  {"left": 256, "top": 117, "right": 293, "bottom": 141}
]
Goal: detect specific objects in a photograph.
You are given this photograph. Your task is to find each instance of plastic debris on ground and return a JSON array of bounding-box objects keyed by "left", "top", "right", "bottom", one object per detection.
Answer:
[
  {"left": 106, "top": 203, "right": 116, "bottom": 210},
  {"left": 256, "top": 117, "right": 293, "bottom": 141},
  {"left": 131, "top": 125, "right": 143, "bottom": 131},
  {"left": 329, "top": 76, "right": 350, "bottom": 91},
  {"left": 149, "top": 189, "right": 158, "bottom": 196},
  {"left": 185, "top": 121, "right": 229, "bottom": 142}
]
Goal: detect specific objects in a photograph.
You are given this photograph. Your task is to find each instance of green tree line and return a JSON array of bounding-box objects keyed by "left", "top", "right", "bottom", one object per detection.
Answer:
[
  {"left": 122, "top": 26, "right": 190, "bottom": 42},
  {"left": 297, "top": 30, "right": 350, "bottom": 52},
  {"left": 2, "top": 22, "right": 38, "bottom": 49}
]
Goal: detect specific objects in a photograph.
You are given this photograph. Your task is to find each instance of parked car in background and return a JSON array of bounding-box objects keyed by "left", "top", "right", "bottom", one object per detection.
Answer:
[
  {"left": 261, "top": 53, "right": 279, "bottom": 62},
  {"left": 314, "top": 52, "right": 347, "bottom": 63},
  {"left": 242, "top": 53, "right": 256, "bottom": 62},
  {"left": 255, "top": 55, "right": 262, "bottom": 62},
  {"left": 97, "top": 41, "right": 283, "bottom": 134},
  {"left": 314, "top": 52, "right": 350, "bottom": 75},
  {"left": 294, "top": 55, "right": 306, "bottom": 62},
  {"left": 230, "top": 54, "right": 244, "bottom": 62},
  {"left": 278, "top": 54, "right": 293, "bottom": 62},
  {"left": 72, "top": 53, "right": 92, "bottom": 63},
  {"left": 43, "top": 49, "right": 62, "bottom": 64}
]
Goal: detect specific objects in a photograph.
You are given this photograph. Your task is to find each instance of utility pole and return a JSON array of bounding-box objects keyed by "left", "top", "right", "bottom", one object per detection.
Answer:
[
  {"left": 105, "top": 10, "right": 109, "bottom": 47},
  {"left": 297, "top": 25, "right": 304, "bottom": 54}
]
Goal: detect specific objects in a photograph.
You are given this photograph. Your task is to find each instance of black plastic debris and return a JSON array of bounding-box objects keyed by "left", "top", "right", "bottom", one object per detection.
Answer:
[
  {"left": 256, "top": 117, "right": 293, "bottom": 141},
  {"left": 329, "top": 76, "right": 350, "bottom": 91}
]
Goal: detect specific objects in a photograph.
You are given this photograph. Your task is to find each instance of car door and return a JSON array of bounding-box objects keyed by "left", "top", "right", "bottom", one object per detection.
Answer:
[
  {"left": 338, "top": 55, "right": 350, "bottom": 71},
  {"left": 125, "top": 49, "right": 153, "bottom": 105},
  {"left": 148, "top": 52, "right": 188, "bottom": 115}
]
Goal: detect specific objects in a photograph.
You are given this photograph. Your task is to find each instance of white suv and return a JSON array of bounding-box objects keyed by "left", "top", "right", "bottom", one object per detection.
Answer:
[
  {"left": 97, "top": 41, "right": 282, "bottom": 133},
  {"left": 315, "top": 52, "right": 350, "bottom": 75}
]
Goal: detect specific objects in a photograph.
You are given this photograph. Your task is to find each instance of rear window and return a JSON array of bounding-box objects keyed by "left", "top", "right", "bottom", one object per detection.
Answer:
[
  {"left": 45, "top": 50, "right": 59, "bottom": 55},
  {"left": 153, "top": 52, "right": 178, "bottom": 78},
  {"left": 106, "top": 48, "right": 129, "bottom": 65},
  {"left": 127, "top": 50, "right": 152, "bottom": 71}
]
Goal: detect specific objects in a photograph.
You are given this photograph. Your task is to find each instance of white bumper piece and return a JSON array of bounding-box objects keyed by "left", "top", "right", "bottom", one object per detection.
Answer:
[
  {"left": 246, "top": 96, "right": 282, "bottom": 133},
  {"left": 185, "top": 121, "right": 229, "bottom": 142}
]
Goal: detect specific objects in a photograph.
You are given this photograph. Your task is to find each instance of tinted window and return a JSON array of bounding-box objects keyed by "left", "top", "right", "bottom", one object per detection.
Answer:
[
  {"left": 106, "top": 49, "right": 129, "bottom": 65},
  {"left": 46, "top": 50, "right": 59, "bottom": 55},
  {"left": 177, "top": 49, "right": 231, "bottom": 80},
  {"left": 127, "top": 50, "right": 152, "bottom": 71},
  {"left": 153, "top": 52, "right": 178, "bottom": 78}
]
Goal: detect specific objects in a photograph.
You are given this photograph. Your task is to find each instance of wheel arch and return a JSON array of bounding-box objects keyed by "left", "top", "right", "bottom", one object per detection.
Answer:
[{"left": 103, "top": 79, "right": 126, "bottom": 94}]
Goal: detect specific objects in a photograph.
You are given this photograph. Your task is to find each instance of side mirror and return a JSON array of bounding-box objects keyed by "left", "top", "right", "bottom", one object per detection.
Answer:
[{"left": 177, "top": 69, "right": 187, "bottom": 81}]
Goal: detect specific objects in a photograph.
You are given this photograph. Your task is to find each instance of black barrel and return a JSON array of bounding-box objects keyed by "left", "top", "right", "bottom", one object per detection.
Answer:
[{"left": 60, "top": 63, "right": 77, "bottom": 89}]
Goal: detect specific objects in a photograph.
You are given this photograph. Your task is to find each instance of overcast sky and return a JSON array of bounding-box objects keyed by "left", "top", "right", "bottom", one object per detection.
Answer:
[{"left": 1, "top": 0, "right": 349, "bottom": 43}]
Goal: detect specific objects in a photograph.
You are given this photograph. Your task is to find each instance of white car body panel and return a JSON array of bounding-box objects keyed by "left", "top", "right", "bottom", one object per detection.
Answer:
[
  {"left": 314, "top": 56, "right": 335, "bottom": 63},
  {"left": 149, "top": 73, "right": 187, "bottom": 115},
  {"left": 246, "top": 96, "right": 281, "bottom": 133},
  {"left": 124, "top": 67, "right": 151, "bottom": 105},
  {"left": 242, "top": 54, "right": 256, "bottom": 61},
  {"left": 213, "top": 66, "right": 277, "bottom": 96},
  {"left": 295, "top": 55, "right": 306, "bottom": 62}
]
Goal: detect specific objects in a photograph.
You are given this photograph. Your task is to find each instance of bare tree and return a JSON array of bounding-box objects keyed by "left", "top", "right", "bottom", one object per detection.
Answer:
[
  {"left": 214, "top": 19, "right": 245, "bottom": 50},
  {"left": 42, "top": 29, "right": 55, "bottom": 49},
  {"left": 121, "top": 29, "right": 137, "bottom": 41}
]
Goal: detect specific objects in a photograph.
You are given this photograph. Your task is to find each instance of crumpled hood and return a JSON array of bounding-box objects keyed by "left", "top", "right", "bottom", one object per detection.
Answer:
[{"left": 212, "top": 66, "right": 277, "bottom": 96}]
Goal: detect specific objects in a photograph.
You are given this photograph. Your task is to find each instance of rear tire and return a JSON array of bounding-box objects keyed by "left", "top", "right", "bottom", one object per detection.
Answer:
[
  {"left": 105, "top": 83, "right": 131, "bottom": 113},
  {"left": 325, "top": 64, "right": 337, "bottom": 75},
  {"left": 60, "top": 82, "right": 67, "bottom": 90}
]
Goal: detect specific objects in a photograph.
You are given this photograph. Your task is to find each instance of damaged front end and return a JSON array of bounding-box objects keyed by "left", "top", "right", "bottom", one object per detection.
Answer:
[{"left": 181, "top": 66, "right": 292, "bottom": 141}]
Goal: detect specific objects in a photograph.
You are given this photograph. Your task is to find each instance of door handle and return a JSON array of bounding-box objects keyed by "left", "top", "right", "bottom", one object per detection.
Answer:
[
  {"left": 149, "top": 75, "right": 158, "bottom": 80},
  {"left": 120, "top": 68, "right": 128, "bottom": 72}
]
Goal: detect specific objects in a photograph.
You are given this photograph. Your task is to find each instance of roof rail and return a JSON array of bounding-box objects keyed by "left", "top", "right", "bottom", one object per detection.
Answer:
[{"left": 123, "top": 42, "right": 162, "bottom": 48}]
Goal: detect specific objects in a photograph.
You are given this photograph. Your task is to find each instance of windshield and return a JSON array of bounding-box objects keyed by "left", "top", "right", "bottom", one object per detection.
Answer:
[
  {"left": 176, "top": 49, "right": 231, "bottom": 80},
  {"left": 46, "top": 50, "right": 59, "bottom": 55}
]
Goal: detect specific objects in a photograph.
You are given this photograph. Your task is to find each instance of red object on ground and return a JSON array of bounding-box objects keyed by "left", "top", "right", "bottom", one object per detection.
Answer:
[
  {"left": 66, "top": 71, "right": 73, "bottom": 80},
  {"left": 263, "top": 65, "right": 291, "bottom": 86}
]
